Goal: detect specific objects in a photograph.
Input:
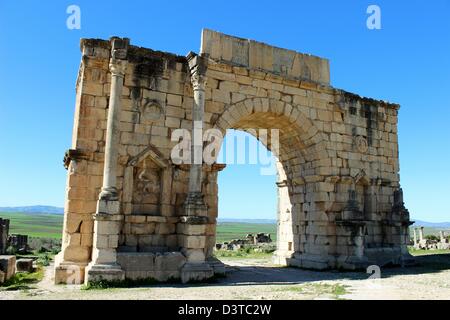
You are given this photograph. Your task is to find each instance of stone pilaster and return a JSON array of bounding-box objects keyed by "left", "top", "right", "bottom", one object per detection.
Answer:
[
  {"left": 85, "top": 37, "right": 129, "bottom": 284},
  {"left": 180, "top": 52, "right": 213, "bottom": 283},
  {"left": 272, "top": 174, "right": 294, "bottom": 265},
  {"left": 184, "top": 52, "right": 208, "bottom": 217}
]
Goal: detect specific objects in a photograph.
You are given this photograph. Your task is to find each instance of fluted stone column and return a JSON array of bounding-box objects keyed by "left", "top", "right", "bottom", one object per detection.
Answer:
[
  {"left": 85, "top": 37, "right": 129, "bottom": 284},
  {"left": 180, "top": 52, "right": 213, "bottom": 283},
  {"left": 413, "top": 228, "right": 418, "bottom": 246},
  {"left": 98, "top": 40, "right": 128, "bottom": 205}
]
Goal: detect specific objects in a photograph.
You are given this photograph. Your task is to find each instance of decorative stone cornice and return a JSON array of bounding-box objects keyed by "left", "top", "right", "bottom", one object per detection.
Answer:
[
  {"left": 179, "top": 215, "right": 209, "bottom": 225},
  {"left": 63, "top": 149, "right": 92, "bottom": 169},
  {"left": 276, "top": 180, "right": 288, "bottom": 188}
]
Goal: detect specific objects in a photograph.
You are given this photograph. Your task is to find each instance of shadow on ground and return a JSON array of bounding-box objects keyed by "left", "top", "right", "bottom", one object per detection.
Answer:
[
  {"left": 209, "top": 253, "right": 450, "bottom": 286},
  {"left": 94, "top": 253, "right": 449, "bottom": 289}
]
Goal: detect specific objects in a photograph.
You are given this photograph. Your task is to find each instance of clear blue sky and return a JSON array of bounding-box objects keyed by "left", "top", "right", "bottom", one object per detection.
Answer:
[{"left": 0, "top": 1, "right": 449, "bottom": 222}]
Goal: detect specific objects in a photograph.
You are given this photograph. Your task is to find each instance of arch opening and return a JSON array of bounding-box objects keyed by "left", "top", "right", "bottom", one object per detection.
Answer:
[{"left": 209, "top": 109, "right": 313, "bottom": 266}]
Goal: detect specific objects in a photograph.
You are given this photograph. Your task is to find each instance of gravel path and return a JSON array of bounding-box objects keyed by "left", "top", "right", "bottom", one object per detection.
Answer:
[{"left": 1, "top": 253, "right": 449, "bottom": 300}]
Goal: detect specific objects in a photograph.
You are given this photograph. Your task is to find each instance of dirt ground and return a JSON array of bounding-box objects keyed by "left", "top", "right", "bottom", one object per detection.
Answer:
[{"left": 1, "top": 253, "right": 449, "bottom": 300}]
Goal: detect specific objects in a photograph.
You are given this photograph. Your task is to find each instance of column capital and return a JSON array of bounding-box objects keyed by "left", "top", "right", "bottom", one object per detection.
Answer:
[
  {"left": 109, "top": 58, "right": 127, "bottom": 77},
  {"left": 190, "top": 73, "right": 207, "bottom": 91},
  {"left": 186, "top": 52, "right": 207, "bottom": 91},
  {"left": 109, "top": 36, "right": 129, "bottom": 77}
]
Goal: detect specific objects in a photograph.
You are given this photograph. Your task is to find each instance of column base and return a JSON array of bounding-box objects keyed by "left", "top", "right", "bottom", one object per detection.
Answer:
[
  {"left": 181, "top": 262, "right": 214, "bottom": 283},
  {"left": 84, "top": 262, "right": 125, "bottom": 284},
  {"left": 96, "top": 197, "right": 120, "bottom": 215},
  {"left": 287, "top": 253, "right": 334, "bottom": 270},
  {"left": 207, "top": 257, "right": 226, "bottom": 276},
  {"left": 336, "top": 255, "right": 369, "bottom": 270},
  {"left": 272, "top": 250, "right": 294, "bottom": 266}
]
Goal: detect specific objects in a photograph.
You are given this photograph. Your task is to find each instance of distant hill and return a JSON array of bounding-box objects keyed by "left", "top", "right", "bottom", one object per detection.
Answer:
[
  {"left": 0, "top": 205, "right": 64, "bottom": 214},
  {"left": 218, "top": 218, "right": 276, "bottom": 224},
  {"left": 412, "top": 220, "right": 450, "bottom": 229}
]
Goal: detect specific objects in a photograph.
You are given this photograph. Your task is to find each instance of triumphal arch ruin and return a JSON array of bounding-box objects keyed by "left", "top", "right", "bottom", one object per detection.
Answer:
[{"left": 54, "top": 29, "right": 414, "bottom": 284}]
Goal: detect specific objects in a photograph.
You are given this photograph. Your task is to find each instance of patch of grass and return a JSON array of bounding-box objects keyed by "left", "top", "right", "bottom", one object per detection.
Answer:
[
  {"left": 276, "top": 283, "right": 348, "bottom": 299},
  {"left": 0, "top": 212, "right": 63, "bottom": 239},
  {"left": 17, "top": 250, "right": 56, "bottom": 266},
  {"left": 408, "top": 247, "right": 450, "bottom": 256},
  {"left": 82, "top": 273, "right": 228, "bottom": 289},
  {"left": 36, "top": 253, "right": 52, "bottom": 266},
  {"left": 0, "top": 266, "right": 44, "bottom": 291},
  {"left": 214, "top": 247, "right": 273, "bottom": 259},
  {"left": 81, "top": 277, "right": 180, "bottom": 290},
  {"left": 216, "top": 222, "right": 276, "bottom": 243},
  {"left": 0, "top": 249, "right": 57, "bottom": 291}
]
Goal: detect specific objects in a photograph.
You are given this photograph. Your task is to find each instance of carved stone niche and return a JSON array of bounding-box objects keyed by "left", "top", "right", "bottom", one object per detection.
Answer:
[
  {"left": 133, "top": 158, "right": 161, "bottom": 215},
  {"left": 123, "top": 145, "right": 171, "bottom": 216},
  {"left": 141, "top": 99, "right": 164, "bottom": 125}
]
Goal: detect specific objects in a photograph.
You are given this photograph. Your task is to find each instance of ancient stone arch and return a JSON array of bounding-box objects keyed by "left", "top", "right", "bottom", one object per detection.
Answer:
[{"left": 55, "top": 29, "right": 414, "bottom": 284}]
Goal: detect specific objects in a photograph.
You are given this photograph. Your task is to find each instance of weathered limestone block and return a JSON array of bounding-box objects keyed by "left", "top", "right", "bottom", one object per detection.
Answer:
[
  {"left": 16, "top": 258, "right": 34, "bottom": 273},
  {"left": 0, "top": 255, "right": 16, "bottom": 281},
  {"left": 181, "top": 262, "right": 214, "bottom": 284},
  {"left": 117, "top": 252, "right": 155, "bottom": 271},
  {"left": 155, "top": 252, "right": 186, "bottom": 271},
  {"left": 117, "top": 252, "right": 186, "bottom": 282},
  {"left": 182, "top": 248, "right": 206, "bottom": 263},
  {"left": 155, "top": 223, "right": 176, "bottom": 235},
  {"left": 59, "top": 245, "right": 91, "bottom": 262},
  {"left": 176, "top": 223, "right": 206, "bottom": 235},
  {"left": 178, "top": 235, "right": 206, "bottom": 249}
]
